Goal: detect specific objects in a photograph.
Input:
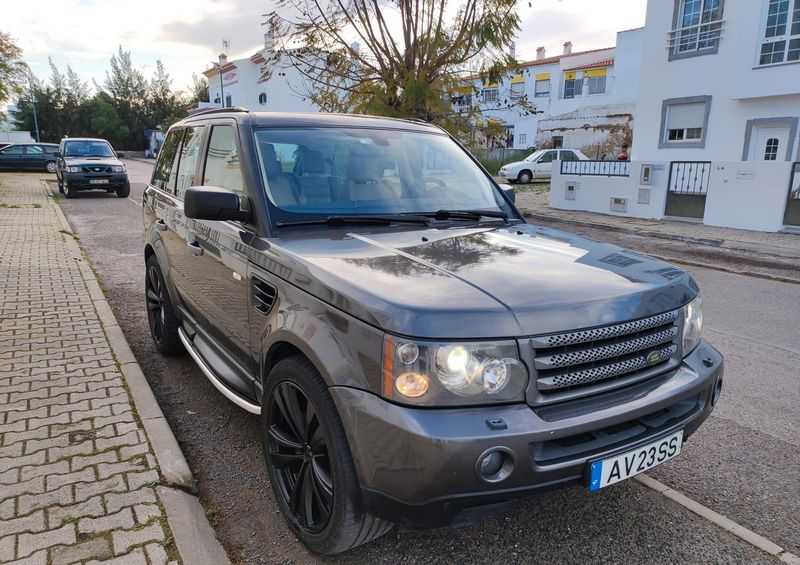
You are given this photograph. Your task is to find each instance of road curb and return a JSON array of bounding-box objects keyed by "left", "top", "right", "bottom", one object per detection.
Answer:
[
  {"left": 635, "top": 475, "right": 799, "bottom": 562},
  {"left": 43, "top": 179, "right": 229, "bottom": 564}
]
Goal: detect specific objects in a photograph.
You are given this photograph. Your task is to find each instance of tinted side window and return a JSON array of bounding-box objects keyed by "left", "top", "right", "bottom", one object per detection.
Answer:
[
  {"left": 203, "top": 125, "right": 243, "bottom": 194},
  {"left": 151, "top": 129, "right": 182, "bottom": 191},
  {"left": 1, "top": 145, "right": 23, "bottom": 155},
  {"left": 538, "top": 150, "right": 557, "bottom": 163},
  {"left": 25, "top": 146, "right": 44, "bottom": 155},
  {"left": 174, "top": 126, "right": 205, "bottom": 199}
]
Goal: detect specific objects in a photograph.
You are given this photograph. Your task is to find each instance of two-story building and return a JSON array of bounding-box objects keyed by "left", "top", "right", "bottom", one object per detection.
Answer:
[{"left": 549, "top": 0, "right": 800, "bottom": 233}]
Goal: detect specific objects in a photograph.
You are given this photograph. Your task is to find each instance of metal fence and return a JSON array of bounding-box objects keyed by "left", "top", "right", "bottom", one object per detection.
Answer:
[
  {"left": 560, "top": 160, "right": 630, "bottom": 177},
  {"left": 667, "top": 161, "right": 712, "bottom": 195}
]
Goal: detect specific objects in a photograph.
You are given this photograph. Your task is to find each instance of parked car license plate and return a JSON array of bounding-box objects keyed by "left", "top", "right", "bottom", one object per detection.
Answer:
[
  {"left": 89, "top": 179, "right": 109, "bottom": 184},
  {"left": 589, "top": 429, "right": 683, "bottom": 491}
]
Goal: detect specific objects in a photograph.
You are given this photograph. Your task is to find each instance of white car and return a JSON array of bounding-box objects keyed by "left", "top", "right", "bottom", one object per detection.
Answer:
[{"left": 498, "top": 148, "right": 590, "bottom": 183}]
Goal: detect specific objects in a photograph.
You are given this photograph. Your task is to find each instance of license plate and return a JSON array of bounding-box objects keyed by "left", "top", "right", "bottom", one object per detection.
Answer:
[
  {"left": 89, "top": 179, "right": 109, "bottom": 184},
  {"left": 589, "top": 429, "right": 683, "bottom": 491}
]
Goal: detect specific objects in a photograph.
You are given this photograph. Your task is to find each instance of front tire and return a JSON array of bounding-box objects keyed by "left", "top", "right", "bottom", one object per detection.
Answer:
[
  {"left": 262, "top": 357, "right": 392, "bottom": 554},
  {"left": 57, "top": 176, "right": 64, "bottom": 193},
  {"left": 116, "top": 180, "right": 131, "bottom": 198},
  {"left": 63, "top": 183, "right": 76, "bottom": 199},
  {"left": 145, "top": 255, "right": 183, "bottom": 354},
  {"left": 517, "top": 169, "right": 533, "bottom": 184}
]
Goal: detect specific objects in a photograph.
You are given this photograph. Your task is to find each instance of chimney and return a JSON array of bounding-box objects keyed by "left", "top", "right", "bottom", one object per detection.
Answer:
[
  {"left": 536, "top": 46, "right": 546, "bottom": 60},
  {"left": 218, "top": 53, "right": 227, "bottom": 65},
  {"left": 509, "top": 41, "right": 516, "bottom": 60},
  {"left": 563, "top": 41, "right": 572, "bottom": 56}
]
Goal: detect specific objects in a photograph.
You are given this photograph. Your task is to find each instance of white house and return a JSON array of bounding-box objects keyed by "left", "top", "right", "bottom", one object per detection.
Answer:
[
  {"left": 203, "top": 35, "right": 318, "bottom": 113},
  {"left": 457, "top": 28, "right": 644, "bottom": 155},
  {"left": 549, "top": 0, "right": 800, "bottom": 232}
]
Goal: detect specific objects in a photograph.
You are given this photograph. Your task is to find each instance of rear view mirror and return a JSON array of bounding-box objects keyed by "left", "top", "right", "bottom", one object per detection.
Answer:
[{"left": 184, "top": 186, "right": 250, "bottom": 222}]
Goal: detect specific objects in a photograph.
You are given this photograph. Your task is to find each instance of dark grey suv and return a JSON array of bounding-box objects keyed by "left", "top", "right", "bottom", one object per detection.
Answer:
[
  {"left": 55, "top": 137, "right": 130, "bottom": 198},
  {"left": 143, "top": 109, "right": 722, "bottom": 554}
]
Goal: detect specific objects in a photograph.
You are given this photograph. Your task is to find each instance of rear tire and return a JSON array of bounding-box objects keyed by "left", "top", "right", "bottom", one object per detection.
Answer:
[
  {"left": 116, "top": 180, "right": 131, "bottom": 198},
  {"left": 145, "top": 255, "right": 183, "bottom": 355},
  {"left": 45, "top": 161, "right": 57, "bottom": 173},
  {"left": 262, "top": 356, "right": 393, "bottom": 554}
]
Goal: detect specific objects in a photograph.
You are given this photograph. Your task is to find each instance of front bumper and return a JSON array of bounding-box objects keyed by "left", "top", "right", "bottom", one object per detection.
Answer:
[
  {"left": 331, "top": 340, "right": 723, "bottom": 529},
  {"left": 64, "top": 172, "right": 128, "bottom": 190}
]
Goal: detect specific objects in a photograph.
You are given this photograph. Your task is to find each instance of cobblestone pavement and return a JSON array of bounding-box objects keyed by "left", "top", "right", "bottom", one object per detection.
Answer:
[
  {"left": 513, "top": 183, "right": 800, "bottom": 259},
  {"left": 0, "top": 174, "right": 178, "bottom": 564}
]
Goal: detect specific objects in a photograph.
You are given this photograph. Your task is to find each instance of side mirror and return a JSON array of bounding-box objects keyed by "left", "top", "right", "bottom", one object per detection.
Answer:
[
  {"left": 116, "top": 152, "right": 125, "bottom": 158},
  {"left": 54, "top": 151, "right": 61, "bottom": 158},
  {"left": 499, "top": 183, "right": 515, "bottom": 204},
  {"left": 184, "top": 186, "right": 250, "bottom": 222}
]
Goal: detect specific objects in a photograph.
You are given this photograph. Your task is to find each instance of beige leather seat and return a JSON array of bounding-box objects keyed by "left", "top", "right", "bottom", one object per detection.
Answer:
[{"left": 260, "top": 143, "right": 301, "bottom": 206}]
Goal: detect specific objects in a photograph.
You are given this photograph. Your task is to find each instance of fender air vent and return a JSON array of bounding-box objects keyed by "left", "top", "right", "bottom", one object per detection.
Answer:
[{"left": 251, "top": 276, "right": 277, "bottom": 314}]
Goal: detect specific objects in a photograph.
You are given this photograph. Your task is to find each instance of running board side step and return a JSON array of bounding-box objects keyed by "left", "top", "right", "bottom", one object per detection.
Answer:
[{"left": 178, "top": 327, "right": 261, "bottom": 415}]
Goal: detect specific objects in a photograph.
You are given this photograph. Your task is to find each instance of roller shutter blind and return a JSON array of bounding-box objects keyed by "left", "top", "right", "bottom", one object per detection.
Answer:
[{"left": 666, "top": 102, "right": 706, "bottom": 129}]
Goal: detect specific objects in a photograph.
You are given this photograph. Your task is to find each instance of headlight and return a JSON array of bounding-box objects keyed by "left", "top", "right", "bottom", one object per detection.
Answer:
[
  {"left": 111, "top": 165, "right": 125, "bottom": 173},
  {"left": 383, "top": 337, "right": 528, "bottom": 406},
  {"left": 67, "top": 166, "right": 81, "bottom": 173},
  {"left": 681, "top": 296, "right": 703, "bottom": 355}
]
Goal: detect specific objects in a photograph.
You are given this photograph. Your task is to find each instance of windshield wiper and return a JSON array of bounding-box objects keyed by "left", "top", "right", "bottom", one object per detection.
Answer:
[
  {"left": 276, "top": 214, "right": 432, "bottom": 228},
  {"left": 408, "top": 209, "right": 510, "bottom": 223}
]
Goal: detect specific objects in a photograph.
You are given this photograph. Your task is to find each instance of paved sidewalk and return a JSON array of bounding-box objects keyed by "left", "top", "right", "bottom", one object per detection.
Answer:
[
  {"left": 0, "top": 174, "right": 226, "bottom": 564},
  {"left": 515, "top": 185, "right": 800, "bottom": 260}
]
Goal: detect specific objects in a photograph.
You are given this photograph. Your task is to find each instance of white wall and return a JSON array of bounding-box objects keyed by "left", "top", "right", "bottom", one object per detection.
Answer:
[
  {"left": 703, "top": 161, "right": 794, "bottom": 232},
  {"left": 633, "top": 0, "right": 800, "bottom": 162}
]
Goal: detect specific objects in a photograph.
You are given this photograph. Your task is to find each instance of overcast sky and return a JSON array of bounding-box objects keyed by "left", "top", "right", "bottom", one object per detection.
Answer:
[{"left": 4, "top": 0, "right": 646, "bottom": 94}]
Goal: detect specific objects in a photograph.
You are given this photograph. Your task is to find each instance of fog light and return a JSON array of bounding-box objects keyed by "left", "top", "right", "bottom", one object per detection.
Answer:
[
  {"left": 712, "top": 378, "right": 723, "bottom": 406},
  {"left": 475, "top": 447, "right": 514, "bottom": 483},
  {"left": 395, "top": 372, "right": 428, "bottom": 398}
]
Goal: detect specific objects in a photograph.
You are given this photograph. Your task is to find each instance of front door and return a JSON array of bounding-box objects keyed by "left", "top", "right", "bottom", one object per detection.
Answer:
[
  {"left": 535, "top": 150, "right": 558, "bottom": 178},
  {"left": 184, "top": 123, "right": 254, "bottom": 382},
  {"left": 749, "top": 126, "right": 791, "bottom": 161}
]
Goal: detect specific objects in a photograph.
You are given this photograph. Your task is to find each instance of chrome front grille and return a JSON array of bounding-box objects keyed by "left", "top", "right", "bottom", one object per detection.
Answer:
[{"left": 532, "top": 310, "right": 680, "bottom": 395}]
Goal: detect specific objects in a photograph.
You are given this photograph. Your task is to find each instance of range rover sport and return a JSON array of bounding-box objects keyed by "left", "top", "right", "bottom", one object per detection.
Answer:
[{"left": 142, "top": 109, "right": 723, "bottom": 554}]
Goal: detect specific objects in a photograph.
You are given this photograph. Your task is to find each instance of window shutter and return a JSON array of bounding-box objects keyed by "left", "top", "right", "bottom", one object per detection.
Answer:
[{"left": 666, "top": 102, "right": 706, "bottom": 129}]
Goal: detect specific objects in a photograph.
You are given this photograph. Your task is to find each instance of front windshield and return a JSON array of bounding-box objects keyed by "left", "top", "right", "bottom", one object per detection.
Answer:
[
  {"left": 254, "top": 127, "right": 513, "bottom": 220},
  {"left": 524, "top": 150, "right": 543, "bottom": 162},
  {"left": 64, "top": 140, "right": 115, "bottom": 158}
]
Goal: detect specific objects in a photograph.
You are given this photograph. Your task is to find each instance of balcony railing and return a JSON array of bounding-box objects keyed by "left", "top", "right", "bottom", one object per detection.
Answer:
[
  {"left": 561, "top": 160, "right": 630, "bottom": 177},
  {"left": 667, "top": 19, "right": 724, "bottom": 54}
]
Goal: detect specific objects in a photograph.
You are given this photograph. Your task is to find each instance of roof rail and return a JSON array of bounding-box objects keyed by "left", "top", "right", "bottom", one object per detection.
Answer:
[{"left": 187, "top": 106, "right": 250, "bottom": 118}]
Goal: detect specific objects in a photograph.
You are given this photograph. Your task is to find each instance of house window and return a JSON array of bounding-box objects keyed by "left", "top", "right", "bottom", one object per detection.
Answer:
[
  {"left": 258, "top": 92, "right": 267, "bottom": 105},
  {"left": 518, "top": 133, "right": 527, "bottom": 146},
  {"left": 510, "top": 81, "right": 524, "bottom": 99},
  {"left": 660, "top": 97, "right": 711, "bottom": 148},
  {"left": 758, "top": 0, "right": 800, "bottom": 64},
  {"left": 534, "top": 79, "right": 550, "bottom": 98},
  {"left": 669, "top": 0, "right": 724, "bottom": 59},
  {"left": 564, "top": 76, "right": 582, "bottom": 99},
  {"left": 225, "top": 94, "right": 232, "bottom": 108},
  {"left": 764, "top": 138, "right": 780, "bottom": 160},
  {"left": 483, "top": 88, "right": 499, "bottom": 103},
  {"left": 587, "top": 75, "right": 606, "bottom": 94}
]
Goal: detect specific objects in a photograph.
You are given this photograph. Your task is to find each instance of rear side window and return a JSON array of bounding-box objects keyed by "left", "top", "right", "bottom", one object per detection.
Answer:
[
  {"left": 203, "top": 125, "right": 244, "bottom": 194},
  {"left": 151, "top": 129, "right": 182, "bottom": 192},
  {"left": 560, "top": 150, "right": 578, "bottom": 161},
  {"left": 25, "top": 146, "right": 43, "bottom": 155},
  {"left": 174, "top": 126, "right": 205, "bottom": 199}
]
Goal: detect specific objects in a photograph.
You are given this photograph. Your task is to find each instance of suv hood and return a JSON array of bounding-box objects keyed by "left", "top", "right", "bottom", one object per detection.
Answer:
[
  {"left": 270, "top": 224, "right": 698, "bottom": 338},
  {"left": 63, "top": 156, "right": 122, "bottom": 167}
]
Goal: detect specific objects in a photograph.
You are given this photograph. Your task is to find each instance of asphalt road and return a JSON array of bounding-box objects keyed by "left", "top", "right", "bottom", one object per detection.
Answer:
[{"left": 43, "top": 159, "right": 799, "bottom": 564}]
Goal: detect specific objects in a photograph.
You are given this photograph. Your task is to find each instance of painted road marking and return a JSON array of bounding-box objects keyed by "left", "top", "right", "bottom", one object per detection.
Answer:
[{"left": 635, "top": 474, "right": 799, "bottom": 562}]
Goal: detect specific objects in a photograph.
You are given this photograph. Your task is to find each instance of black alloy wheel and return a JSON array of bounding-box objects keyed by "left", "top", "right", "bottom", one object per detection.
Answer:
[
  {"left": 267, "top": 382, "right": 333, "bottom": 533},
  {"left": 144, "top": 255, "right": 182, "bottom": 354}
]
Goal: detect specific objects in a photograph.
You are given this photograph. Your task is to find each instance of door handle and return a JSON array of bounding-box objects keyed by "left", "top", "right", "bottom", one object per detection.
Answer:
[
  {"left": 187, "top": 240, "right": 204, "bottom": 256},
  {"left": 155, "top": 219, "right": 167, "bottom": 231}
]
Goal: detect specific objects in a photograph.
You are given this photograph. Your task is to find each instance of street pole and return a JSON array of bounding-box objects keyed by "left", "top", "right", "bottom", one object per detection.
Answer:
[
  {"left": 220, "top": 68, "right": 225, "bottom": 108},
  {"left": 29, "top": 76, "right": 40, "bottom": 142}
]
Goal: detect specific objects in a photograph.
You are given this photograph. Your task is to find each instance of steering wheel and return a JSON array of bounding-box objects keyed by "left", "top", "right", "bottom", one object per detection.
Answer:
[{"left": 423, "top": 177, "right": 447, "bottom": 191}]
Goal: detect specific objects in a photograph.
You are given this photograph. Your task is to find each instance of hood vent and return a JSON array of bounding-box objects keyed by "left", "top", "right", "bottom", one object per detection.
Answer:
[{"left": 251, "top": 276, "right": 277, "bottom": 314}]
